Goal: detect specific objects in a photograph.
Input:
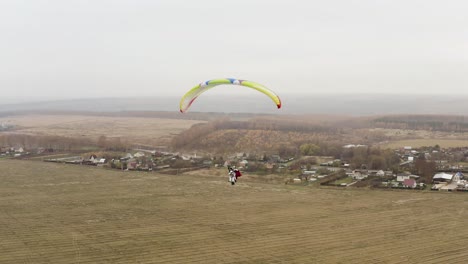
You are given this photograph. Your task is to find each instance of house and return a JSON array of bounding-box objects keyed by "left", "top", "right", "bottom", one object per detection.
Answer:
[
  {"left": 300, "top": 170, "right": 316, "bottom": 180},
  {"left": 127, "top": 162, "right": 138, "bottom": 170},
  {"left": 36, "top": 147, "right": 46, "bottom": 154},
  {"left": 351, "top": 170, "right": 368, "bottom": 180},
  {"left": 202, "top": 160, "right": 213, "bottom": 166},
  {"left": 0, "top": 146, "right": 9, "bottom": 153},
  {"left": 236, "top": 153, "right": 245, "bottom": 159},
  {"left": 89, "top": 154, "right": 98, "bottom": 163},
  {"left": 302, "top": 170, "right": 317, "bottom": 176},
  {"left": 134, "top": 152, "right": 145, "bottom": 158},
  {"left": 127, "top": 159, "right": 138, "bottom": 170},
  {"left": 396, "top": 174, "right": 420, "bottom": 182},
  {"left": 368, "top": 170, "right": 386, "bottom": 177},
  {"left": 343, "top": 144, "right": 367, "bottom": 148},
  {"left": 327, "top": 167, "right": 342, "bottom": 172},
  {"left": 403, "top": 179, "right": 417, "bottom": 188},
  {"left": 15, "top": 147, "right": 24, "bottom": 153},
  {"left": 399, "top": 160, "right": 413, "bottom": 168},
  {"left": 433, "top": 172, "right": 454, "bottom": 182},
  {"left": 270, "top": 155, "right": 281, "bottom": 163},
  {"left": 238, "top": 159, "right": 249, "bottom": 168},
  {"left": 121, "top": 153, "right": 134, "bottom": 161},
  {"left": 453, "top": 172, "right": 463, "bottom": 182}
]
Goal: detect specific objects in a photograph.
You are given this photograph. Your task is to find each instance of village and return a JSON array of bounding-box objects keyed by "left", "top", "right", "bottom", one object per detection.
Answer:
[
  {"left": 2, "top": 141, "right": 468, "bottom": 192},
  {"left": 0, "top": 122, "right": 14, "bottom": 131}
]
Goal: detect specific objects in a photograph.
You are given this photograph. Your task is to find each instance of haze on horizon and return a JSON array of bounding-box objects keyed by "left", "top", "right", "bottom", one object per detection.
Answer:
[{"left": 1, "top": 0, "right": 467, "bottom": 103}]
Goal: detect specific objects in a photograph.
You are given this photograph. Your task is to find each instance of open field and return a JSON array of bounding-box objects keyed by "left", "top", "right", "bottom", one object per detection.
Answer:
[
  {"left": 370, "top": 128, "right": 468, "bottom": 148},
  {"left": 381, "top": 139, "right": 468, "bottom": 149},
  {"left": 6, "top": 113, "right": 468, "bottom": 152},
  {"left": 0, "top": 114, "right": 205, "bottom": 145},
  {"left": 1, "top": 160, "right": 468, "bottom": 263}
]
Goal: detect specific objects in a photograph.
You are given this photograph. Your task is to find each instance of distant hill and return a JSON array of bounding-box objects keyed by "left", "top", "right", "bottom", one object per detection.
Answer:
[{"left": 2, "top": 94, "right": 468, "bottom": 116}]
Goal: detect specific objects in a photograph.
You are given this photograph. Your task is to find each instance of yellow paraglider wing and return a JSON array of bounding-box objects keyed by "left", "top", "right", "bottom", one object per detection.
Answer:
[{"left": 179, "top": 78, "right": 281, "bottom": 113}]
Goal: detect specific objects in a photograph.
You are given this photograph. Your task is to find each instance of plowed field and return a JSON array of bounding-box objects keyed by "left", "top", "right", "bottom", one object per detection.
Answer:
[{"left": 1, "top": 159, "right": 467, "bottom": 263}]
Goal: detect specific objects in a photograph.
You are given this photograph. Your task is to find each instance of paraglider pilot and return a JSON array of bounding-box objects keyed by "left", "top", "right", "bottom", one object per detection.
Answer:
[
  {"left": 228, "top": 166, "right": 241, "bottom": 185},
  {"left": 228, "top": 166, "right": 235, "bottom": 184}
]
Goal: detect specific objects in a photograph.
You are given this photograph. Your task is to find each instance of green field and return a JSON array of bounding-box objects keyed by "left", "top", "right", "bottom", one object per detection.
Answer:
[
  {"left": 332, "top": 177, "right": 355, "bottom": 185},
  {"left": 1, "top": 159, "right": 468, "bottom": 263}
]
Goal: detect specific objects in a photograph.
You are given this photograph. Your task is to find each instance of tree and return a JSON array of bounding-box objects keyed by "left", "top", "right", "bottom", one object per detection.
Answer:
[
  {"left": 369, "top": 155, "right": 386, "bottom": 170},
  {"left": 288, "top": 157, "right": 317, "bottom": 170},
  {"left": 277, "top": 144, "right": 297, "bottom": 158},
  {"left": 350, "top": 147, "right": 368, "bottom": 169},
  {"left": 299, "top": 143, "right": 320, "bottom": 156},
  {"left": 213, "top": 156, "right": 225, "bottom": 166},
  {"left": 414, "top": 158, "right": 436, "bottom": 183}
]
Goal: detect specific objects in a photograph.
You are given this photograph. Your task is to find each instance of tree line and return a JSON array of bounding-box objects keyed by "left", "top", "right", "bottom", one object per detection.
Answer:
[
  {"left": 372, "top": 115, "right": 468, "bottom": 132},
  {"left": 170, "top": 118, "right": 342, "bottom": 153},
  {"left": 0, "top": 134, "right": 94, "bottom": 151},
  {"left": 0, "top": 134, "right": 134, "bottom": 152}
]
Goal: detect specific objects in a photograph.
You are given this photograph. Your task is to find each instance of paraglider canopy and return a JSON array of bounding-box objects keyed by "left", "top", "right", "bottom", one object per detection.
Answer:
[{"left": 179, "top": 78, "right": 281, "bottom": 113}]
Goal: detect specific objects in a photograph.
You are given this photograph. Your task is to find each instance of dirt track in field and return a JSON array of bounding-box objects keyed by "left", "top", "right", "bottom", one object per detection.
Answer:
[{"left": 1, "top": 159, "right": 468, "bottom": 263}]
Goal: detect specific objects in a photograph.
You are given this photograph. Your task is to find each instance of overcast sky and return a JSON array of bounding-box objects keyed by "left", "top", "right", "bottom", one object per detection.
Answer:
[{"left": 1, "top": 0, "right": 467, "bottom": 102}]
